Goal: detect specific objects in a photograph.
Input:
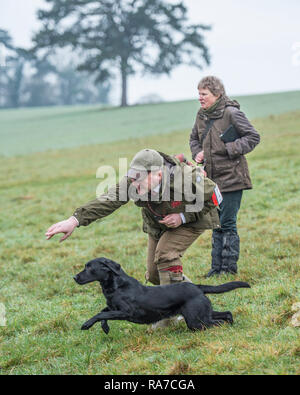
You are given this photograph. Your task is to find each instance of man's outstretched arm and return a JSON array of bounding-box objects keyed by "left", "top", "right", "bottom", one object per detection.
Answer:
[{"left": 45, "top": 176, "right": 130, "bottom": 242}]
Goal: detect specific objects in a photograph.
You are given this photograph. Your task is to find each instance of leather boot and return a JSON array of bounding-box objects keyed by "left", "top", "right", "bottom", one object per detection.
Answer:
[
  {"left": 182, "top": 274, "right": 193, "bottom": 283},
  {"left": 150, "top": 266, "right": 187, "bottom": 330},
  {"left": 150, "top": 268, "right": 181, "bottom": 330}
]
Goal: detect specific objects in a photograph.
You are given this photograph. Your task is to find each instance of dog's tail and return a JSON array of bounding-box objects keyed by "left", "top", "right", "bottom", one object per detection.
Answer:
[{"left": 199, "top": 281, "right": 250, "bottom": 294}]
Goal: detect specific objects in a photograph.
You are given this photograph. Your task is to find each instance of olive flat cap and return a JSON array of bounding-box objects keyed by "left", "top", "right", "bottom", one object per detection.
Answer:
[{"left": 127, "top": 149, "right": 164, "bottom": 180}]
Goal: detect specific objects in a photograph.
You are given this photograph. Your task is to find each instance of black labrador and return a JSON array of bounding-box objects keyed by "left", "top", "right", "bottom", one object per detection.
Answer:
[{"left": 74, "top": 257, "right": 250, "bottom": 333}]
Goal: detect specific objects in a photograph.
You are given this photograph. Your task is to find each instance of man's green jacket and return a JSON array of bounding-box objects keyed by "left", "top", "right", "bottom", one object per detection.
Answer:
[{"left": 73, "top": 153, "right": 221, "bottom": 240}]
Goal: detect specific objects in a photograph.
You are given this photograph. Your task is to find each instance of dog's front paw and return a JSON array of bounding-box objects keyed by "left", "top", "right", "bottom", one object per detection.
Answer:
[
  {"left": 81, "top": 320, "right": 95, "bottom": 330},
  {"left": 101, "top": 320, "right": 110, "bottom": 335}
]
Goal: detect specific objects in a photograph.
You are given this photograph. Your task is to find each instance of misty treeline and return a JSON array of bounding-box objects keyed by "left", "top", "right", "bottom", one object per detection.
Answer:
[
  {"left": 0, "top": 0, "right": 210, "bottom": 108},
  {"left": 0, "top": 29, "right": 110, "bottom": 109}
]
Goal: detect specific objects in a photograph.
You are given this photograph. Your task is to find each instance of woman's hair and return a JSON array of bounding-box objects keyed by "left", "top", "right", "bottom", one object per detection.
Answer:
[{"left": 198, "top": 76, "right": 226, "bottom": 97}]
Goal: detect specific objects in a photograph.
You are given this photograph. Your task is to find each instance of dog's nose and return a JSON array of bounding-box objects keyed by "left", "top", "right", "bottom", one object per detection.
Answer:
[{"left": 73, "top": 275, "right": 78, "bottom": 282}]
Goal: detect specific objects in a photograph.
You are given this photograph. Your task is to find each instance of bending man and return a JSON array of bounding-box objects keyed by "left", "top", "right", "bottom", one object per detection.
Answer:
[{"left": 46, "top": 149, "right": 222, "bottom": 305}]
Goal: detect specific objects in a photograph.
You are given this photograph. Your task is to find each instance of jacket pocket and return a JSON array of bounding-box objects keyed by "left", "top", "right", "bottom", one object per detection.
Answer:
[
  {"left": 213, "top": 156, "right": 238, "bottom": 170},
  {"left": 212, "top": 157, "right": 243, "bottom": 189},
  {"left": 238, "top": 156, "right": 251, "bottom": 184}
]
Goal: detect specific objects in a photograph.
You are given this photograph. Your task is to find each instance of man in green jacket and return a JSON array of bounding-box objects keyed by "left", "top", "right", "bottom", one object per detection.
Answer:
[{"left": 46, "top": 149, "right": 221, "bottom": 288}]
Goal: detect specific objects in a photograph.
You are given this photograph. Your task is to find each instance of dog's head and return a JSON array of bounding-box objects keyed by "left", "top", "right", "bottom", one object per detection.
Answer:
[{"left": 73, "top": 257, "right": 121, "bottom": 285}]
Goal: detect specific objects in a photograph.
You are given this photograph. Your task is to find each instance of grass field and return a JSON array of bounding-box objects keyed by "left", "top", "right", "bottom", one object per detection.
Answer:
[
  {"left": 1, "top": 89, "right": 300, "bottom": 157},
  {"left": 0, "top": 98, "right": 300, "bottom": 374}
]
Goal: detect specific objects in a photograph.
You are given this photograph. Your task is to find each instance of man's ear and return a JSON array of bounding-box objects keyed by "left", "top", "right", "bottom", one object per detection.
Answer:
[{"left": 158, "top": 170, "right": 163, "bottom": 182}]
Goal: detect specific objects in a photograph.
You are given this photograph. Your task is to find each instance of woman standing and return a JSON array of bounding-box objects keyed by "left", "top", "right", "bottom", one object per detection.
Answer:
[{"left": 190, "top": 76, "right": 260, "bottom": 277}]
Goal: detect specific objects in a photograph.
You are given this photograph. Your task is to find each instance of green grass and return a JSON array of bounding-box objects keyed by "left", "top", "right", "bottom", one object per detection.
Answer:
[
  {"left": 0, "top": 107, "right": 300, "bottom": 375},
  {"left": 1, "top": 90, "right": 300, "bottom": 157}
]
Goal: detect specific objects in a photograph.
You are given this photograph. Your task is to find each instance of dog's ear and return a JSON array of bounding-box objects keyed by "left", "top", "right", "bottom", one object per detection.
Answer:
[
  {"left": 107, "top": 264, "right": 121, "bottom": 275},
  {"left": 100, "top": 258, "right": 121, "bottom": 275}
]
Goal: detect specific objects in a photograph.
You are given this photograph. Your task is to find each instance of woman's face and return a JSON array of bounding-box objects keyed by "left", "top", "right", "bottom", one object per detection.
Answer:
[{"left": 198, "top": 88, "right": 220, "bottom": 110}]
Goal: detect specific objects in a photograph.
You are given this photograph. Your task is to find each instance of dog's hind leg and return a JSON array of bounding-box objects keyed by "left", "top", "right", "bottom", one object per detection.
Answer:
[
  {"left": 180, "top": 300, "right": 213, "bottom": 331},
  {"left": 212, "top": 311, "right": 233, "bottom": 325},
  {"left": 180, "top": 300, "right": 232, "bottom": 331},
  {"left": 182, "top": 314, "right": 213, "bottom": 331}
]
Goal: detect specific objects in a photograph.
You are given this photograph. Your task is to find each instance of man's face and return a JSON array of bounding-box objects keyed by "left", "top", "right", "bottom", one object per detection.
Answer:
[
  {"left": 198, "top": 88, "right": 220, "bottom": 109},
  {"left": 131, "top": 170, "right": 162, "bottom": 196}
]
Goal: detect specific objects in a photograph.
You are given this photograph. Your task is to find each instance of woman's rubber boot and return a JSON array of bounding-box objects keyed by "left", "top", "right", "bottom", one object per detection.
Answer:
[
  {"left": 221, "top": 231, "right": 240, "bottom": 274},
  {"left": 205, "top": 230, "right": 223, "bottom": 278}
]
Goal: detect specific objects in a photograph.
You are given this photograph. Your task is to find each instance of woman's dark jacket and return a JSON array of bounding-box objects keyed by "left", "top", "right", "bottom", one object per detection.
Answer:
[{"left": 189, "top": 96, "right": 260, "bottom": 192}]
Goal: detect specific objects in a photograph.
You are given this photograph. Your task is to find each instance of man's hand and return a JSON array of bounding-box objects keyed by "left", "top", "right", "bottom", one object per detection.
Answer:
[
  {"left": 199, "top": 166, "right": 207, "bottom": 177},
  {"left": 45, "top": 217, "right": 78, "bottom": 242},
  {"left": 195, "top": 151, "right": 204, "bottom": 164},
  {"left": 159, "top": 214, "right": 182, "bottom": 229}
]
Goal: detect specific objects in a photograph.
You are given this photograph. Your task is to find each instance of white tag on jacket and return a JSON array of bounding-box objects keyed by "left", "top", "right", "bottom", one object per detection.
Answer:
[{"left": 213, "top": 185, "right": 223, "bottom": 205}]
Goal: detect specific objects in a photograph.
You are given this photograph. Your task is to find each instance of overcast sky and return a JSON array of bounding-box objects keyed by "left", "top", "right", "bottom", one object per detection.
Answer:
[{"left": 0, "top": 0, "right": 300, "bottom": 104}]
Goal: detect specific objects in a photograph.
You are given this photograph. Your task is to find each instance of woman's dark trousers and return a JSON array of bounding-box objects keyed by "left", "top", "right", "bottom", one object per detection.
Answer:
[{"left": 206, "top": 190, "right": 243, "bottom": 277}]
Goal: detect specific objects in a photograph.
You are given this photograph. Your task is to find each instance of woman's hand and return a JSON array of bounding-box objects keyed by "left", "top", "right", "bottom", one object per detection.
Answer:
[
  {"left": 195, "top": 151, "right": 204, "bottom": 164},
  {"left": 45, "top": 217, "right": 78, "bottom": 242}
]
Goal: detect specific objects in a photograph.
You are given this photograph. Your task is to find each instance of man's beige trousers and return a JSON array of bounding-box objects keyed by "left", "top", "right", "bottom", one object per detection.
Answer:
[{"left": 146, "top": 226, "right": 204, "bottom": 285}]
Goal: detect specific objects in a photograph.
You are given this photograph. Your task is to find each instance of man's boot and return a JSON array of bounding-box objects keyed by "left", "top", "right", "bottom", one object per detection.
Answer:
[
  {"left": 182, "top": 274, "right": 193, "bottom": 283},
  {"left": 221, "top": 231, "right": 240, "bottom": 274},
  {"left": 150, "top": 266, "right": 183, "bottom": 330},
  {"left": 205, "top": 230, "right": 223, "bottom": 277}
]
